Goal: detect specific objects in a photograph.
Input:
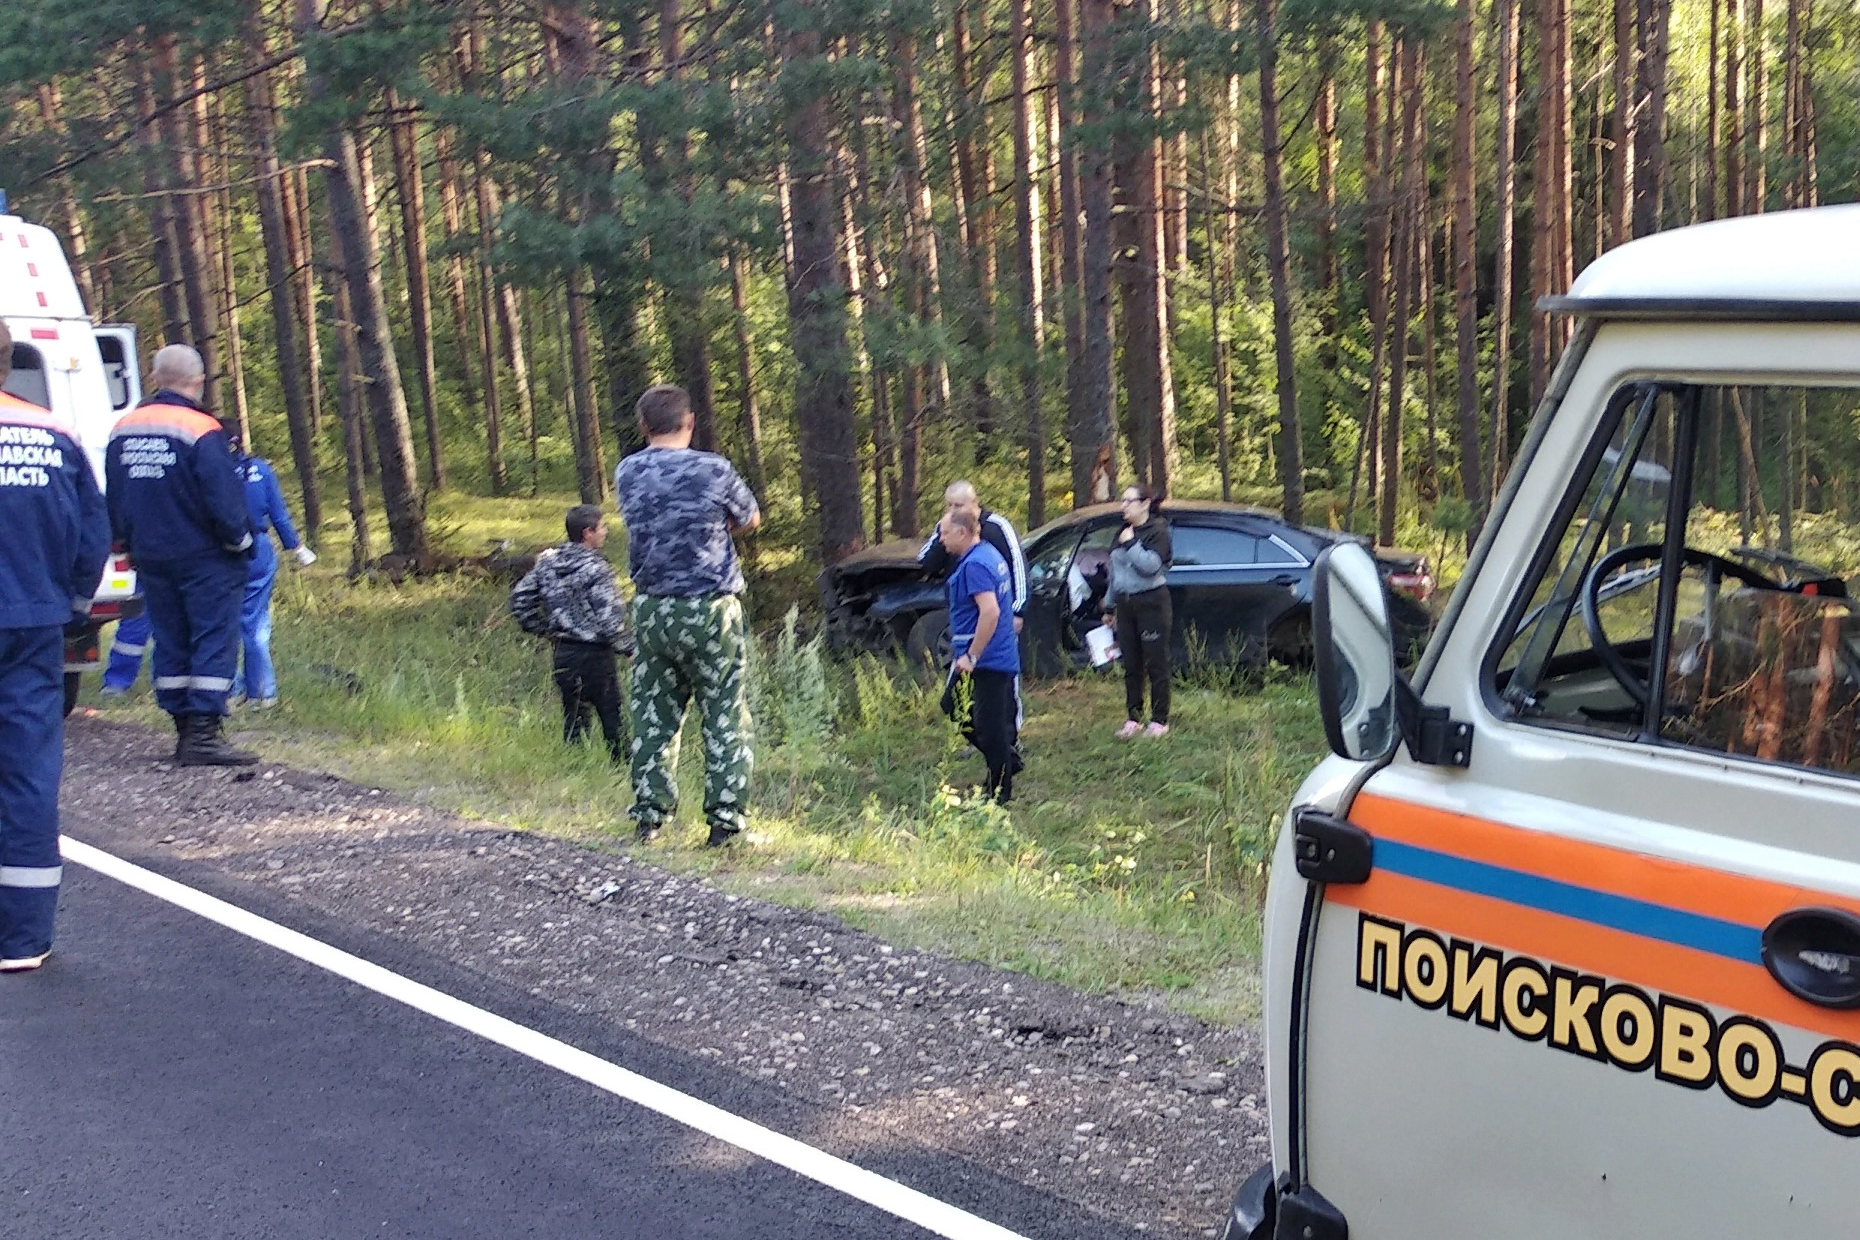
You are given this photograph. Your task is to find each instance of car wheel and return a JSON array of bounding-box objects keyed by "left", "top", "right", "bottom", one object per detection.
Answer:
[
  {"left": 1267, "top": 612, "right": 1315, "bottom": 667},
  {"left": 63, "top": 672, "right": 81, "bottom": 718},
  {"left": 905, "top": 609, "right": 951, "bottom": 674}
]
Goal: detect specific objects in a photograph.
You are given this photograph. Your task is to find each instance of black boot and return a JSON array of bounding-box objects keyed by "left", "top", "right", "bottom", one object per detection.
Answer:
[
  {"left": 178, "top": 713, "right": 259, "bottom": 767},
  {"left": 171, "top": 713, "right": 194, "bottom": 760}
]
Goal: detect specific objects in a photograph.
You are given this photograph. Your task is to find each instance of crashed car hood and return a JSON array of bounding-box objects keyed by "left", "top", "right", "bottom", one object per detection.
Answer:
[{"left": 824, "top": 538, "right": 929, "bottom": 573}]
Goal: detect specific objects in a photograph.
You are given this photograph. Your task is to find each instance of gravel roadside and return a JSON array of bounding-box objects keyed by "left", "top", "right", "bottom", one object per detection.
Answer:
[{"left": 59, "top": 716, "right": 1269, "bottom": 1239}]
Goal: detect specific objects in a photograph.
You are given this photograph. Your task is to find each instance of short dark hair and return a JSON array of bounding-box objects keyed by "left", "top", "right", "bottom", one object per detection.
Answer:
[
  {"left": 636, "top": 384, "right": 693, "bottom": 437},
  {"left": 0, "top": 320, "right": 11, "bottom": 386},
  {"left": 566, "top": 504, "right": 605, "bottom": 543}
]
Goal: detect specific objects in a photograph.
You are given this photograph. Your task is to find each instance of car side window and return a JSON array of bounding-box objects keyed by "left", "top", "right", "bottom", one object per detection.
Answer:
[
  {"left": 1257, "top": 537, "right": 1302, "bottom": 565},
  {"left": 1495, "top": 379, "right": 1860, "bottom": 782},
  {"left": 4, "top": 343, "right": 51, "bottom": 410},
  {"left": 1026, "top": 529, "right": 1082, "bottom": 589},
  {"left": 1172, "top": 525, "right": 1258, "bottom": 567}
]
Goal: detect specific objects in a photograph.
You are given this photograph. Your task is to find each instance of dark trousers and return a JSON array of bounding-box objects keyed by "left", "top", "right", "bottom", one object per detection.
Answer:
[
  {"left": 941, "top": 667, "right": 1022, "bottom": 803},
  {"left": 140, "top": 554, "right": 246, "bottom": 717},
  {"left": 554, "top": 640, "right": 624, "bottom": 761},
  {"left": 1115, "top": 586, "right": 1173, "bottom": 725},
  {"left": 0, "top": 626, "right": 64, "bottom": 959}
]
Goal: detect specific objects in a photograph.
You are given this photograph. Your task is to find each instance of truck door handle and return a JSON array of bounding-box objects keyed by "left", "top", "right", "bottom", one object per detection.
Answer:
[
  {"left": 1292, "top": 808, "right": 1373, "bottom": 885},
  {"left": 1272, "top": 574, "right": 1298, "bottom": 587},
  {"left": 1762, "top": 907, "right": 1860, "bottom": 1009}
]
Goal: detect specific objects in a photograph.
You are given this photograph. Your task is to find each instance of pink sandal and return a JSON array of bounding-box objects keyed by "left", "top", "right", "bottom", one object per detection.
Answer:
[
  {"left": 1143, "top": 722, "right": 1170, "bottom": 738},
  {"left": 1115, "top": 720, "right": 1143, "bottom": 740}
]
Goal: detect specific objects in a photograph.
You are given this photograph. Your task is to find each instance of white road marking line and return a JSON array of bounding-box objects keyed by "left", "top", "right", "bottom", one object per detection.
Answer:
[{"left": 61, "top": 836, "right": 1037, "bottom": 1240}]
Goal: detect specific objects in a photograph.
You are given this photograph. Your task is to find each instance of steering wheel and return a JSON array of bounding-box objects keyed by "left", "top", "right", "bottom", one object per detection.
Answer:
[{"left": 1580, "top": 542, "right": 1783, "bottom": 709}]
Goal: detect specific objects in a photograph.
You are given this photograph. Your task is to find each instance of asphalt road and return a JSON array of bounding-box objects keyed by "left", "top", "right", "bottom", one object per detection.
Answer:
[{"left": 0, "top": 857, "right": 1121, "bottom": 1240}]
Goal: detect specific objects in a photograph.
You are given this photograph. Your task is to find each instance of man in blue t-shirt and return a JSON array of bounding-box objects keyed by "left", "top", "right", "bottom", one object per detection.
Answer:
[{"left": 937, "top": 507, "right": 1023, "bottom": 804}]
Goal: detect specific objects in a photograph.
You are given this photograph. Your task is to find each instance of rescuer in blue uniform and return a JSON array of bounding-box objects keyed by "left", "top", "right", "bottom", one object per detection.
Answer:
[
  {"left": 0, "top": 320, "right": 109, "bottom": 971},
  {"left": 105, "top": 344, "right": 259, "bottom": 766},
  {"left": 225, "top": 428, "right": 315, "bottom": 707}
]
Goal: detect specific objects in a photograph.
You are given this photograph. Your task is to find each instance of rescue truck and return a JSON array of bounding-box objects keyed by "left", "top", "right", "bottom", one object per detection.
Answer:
[
  {"left": 1225, "top": 203, "right": 1860, "bottom": 1240},
  {"left": 0, "top": 205, "right": 142, "bottom": 713}
]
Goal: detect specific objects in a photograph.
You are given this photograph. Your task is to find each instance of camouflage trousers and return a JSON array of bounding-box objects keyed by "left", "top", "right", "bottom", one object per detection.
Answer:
[{"left": 628, "top": 594, "right": 753, "bottom": 835}]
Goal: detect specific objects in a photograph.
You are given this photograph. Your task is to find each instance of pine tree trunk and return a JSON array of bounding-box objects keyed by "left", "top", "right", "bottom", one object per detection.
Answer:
[
  {"left": 726, "top": 249, "right": 768, "bottom": 497},
  {"left": 1610, "top": 0, "right": 1637, "bottom": 248},
  {"left": 1257, "top": 0, "right": 1302, "bottom": 524},
  {"left": 150, "top": 35, "right": 220, "bottom": 409},
  {"left": 1114, "top": 0, "right": 1176, "bottom": 498},
  {"left": 1491, "top": 0, "right": 1521, "bottom": 489},
  {"left": 299, "top": 0, "right": 425, "bottom": 556},
  {"left": 433, "top": 126, "right": 478, "bottom": 385},
  {"left": 326, "top": 212, "right": 371, "bottom": 569},
  {"left": 36, "top": 85, "right": 97, "bottom": 311},
  {"left": 1746, "top": 0, "right": 1768, "bottom": 214},
  {"left": 386, "top": 89, "right": 446, "bottom": 490},
  {"left": 1633, "top": 0, "right": 1672, "bottom": 234},
  {"left": 1351, "top": 25, "right": 1391, "bottom": 528},
  {"left": 1010, "top": 0, "right": 1047, "bottom": 525},
  {"left": 1055, "top": 0, "right": 1090, "bottom": 507},
  {"left": 1074, "top": 0, "right": 1119, "bottom": 506},
  {"left": 200, "top": 77, "right": 252, "bottom": 445},
  {"left": 1379, "top": 41, "right": 1424, "bottom": 547},
  {"left": 243, "top": 27, "right": 323, "bottom": 541},
  {"left": 284, "top": 166, "right": 325, "bottom": 436},
  {"left": 133, "top": 55, "right": 192, "bottom": 348},
  {"left": 781, "top": 9, "right": 865, "bottom": 562},
  {"left": 1726, "top": 0, "right": 1744, "bottom": 215},
  {"left": 1453, "top": 0, "right": 1485, "bottom": 523},
  {"left": 1706, "top": 0, "right": 1721, "bottom": 219},
  {"left": 951, "top": 0, "right": 998, "bottom": 453},
  {"left": 565, "top": 271, "right": 605, "bottom": 502}
]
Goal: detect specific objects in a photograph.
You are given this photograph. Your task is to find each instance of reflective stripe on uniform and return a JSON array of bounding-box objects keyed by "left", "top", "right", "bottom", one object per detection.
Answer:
[
  {"left": 112, "top": 641, "right": 147, "bottom": 656},
  {"left": 0, "top": 865, "right": 63, "bottom": 889},
  {"left": 160, "top": 674, "right": 235, "bottom": 691}
]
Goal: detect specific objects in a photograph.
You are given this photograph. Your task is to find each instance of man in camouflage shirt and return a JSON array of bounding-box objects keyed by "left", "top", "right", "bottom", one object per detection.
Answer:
[
  {"left": 614, "top": 384, "right": 762, "bottom": 845},
  {"left": 511, "top": 504, "right": 633, "bottom": 762}
]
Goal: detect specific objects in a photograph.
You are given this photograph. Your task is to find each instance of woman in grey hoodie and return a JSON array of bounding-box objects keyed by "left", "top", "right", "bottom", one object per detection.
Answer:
[{"left": 1100, "top": 486, "right": 1174, "bottom": 737}]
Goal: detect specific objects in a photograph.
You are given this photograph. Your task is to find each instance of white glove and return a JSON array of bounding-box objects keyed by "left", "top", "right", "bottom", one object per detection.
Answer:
[{"left": 293, "top": 546, "right": 318, "bottom": 567}]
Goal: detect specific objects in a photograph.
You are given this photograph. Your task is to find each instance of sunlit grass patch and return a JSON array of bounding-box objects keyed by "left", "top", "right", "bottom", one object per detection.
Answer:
[{"left": 88, "top": 521, "right": 1327, "bottom": 1025}]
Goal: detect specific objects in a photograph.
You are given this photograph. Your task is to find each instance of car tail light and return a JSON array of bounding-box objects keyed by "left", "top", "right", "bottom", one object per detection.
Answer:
[
  {"left": 90, "top": 601, "right": 120, "bottom": 620},
  {"left": 1387, "top": 569, "right": 1434, "bottom": 602},
  {"left": 112, "top": 555, "right": 132, "bottom": 574}
]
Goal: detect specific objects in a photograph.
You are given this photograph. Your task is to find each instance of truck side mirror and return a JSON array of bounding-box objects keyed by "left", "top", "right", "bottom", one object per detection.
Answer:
[{"left": 1313, "top": 542, "right": 1399, "bottom": 762}]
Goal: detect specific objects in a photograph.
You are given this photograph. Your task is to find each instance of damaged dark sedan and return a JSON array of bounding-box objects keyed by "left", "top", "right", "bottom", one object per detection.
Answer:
[{"left": 820, "top": 500, "right": 1436, "bottom": 677}]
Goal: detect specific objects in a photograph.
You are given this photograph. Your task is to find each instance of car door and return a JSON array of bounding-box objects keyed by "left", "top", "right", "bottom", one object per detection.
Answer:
[
  {"left": 1167, "top": 521, "right": 1302, "bottom": 664},
  {"left": 1286, "top": 333, "right": 1860, "bottom": 1240},
  {"left": 1020, "top": 524, "right": 1086, "bottom": 676}
]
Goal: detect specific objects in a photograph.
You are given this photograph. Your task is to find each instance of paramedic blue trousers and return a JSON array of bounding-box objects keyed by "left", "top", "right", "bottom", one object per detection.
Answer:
[
  {"left": 138, "top": 554, "right": 246, "bottom": 717},
  {"left": 104, "top": 611, "right": 153, "bottom": 691},
  {"left": 0, "top": 627, "right": 65, "bottom": 959},
  {"left": 232, "top": 544, "right": 278, "bottom": 702}
]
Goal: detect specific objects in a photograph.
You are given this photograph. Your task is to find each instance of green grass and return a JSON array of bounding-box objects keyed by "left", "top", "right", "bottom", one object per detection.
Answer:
[{"left": 92, "top": 490, "right": 1330, "bottom": 1024}]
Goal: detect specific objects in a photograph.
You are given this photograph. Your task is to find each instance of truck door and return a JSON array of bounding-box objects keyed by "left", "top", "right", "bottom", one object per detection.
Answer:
[
  {"left": 94, "top": 324, "right": 141, "bottom": 414},
  {"left": 1291, "top": 351, "right": 1860, "bottom": 1239}
]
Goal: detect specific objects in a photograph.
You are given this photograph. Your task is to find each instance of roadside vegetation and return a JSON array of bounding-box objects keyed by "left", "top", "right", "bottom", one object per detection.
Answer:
[{"left": 90, "top": 491, "right": 1331, "bottom": 1025}]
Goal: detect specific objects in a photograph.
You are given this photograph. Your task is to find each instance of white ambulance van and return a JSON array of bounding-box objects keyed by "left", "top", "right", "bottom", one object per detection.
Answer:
[
  {"left": 1225, "top": 204, "right": 1860, "bottom": 1240},
  {"left": 0, "top": 210, "right": 142, "bottom": 712}
]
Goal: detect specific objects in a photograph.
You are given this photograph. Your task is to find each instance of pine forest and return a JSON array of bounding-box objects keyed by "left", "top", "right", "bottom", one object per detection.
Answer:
[{"left": 3, "top": 0, "right": 1856, "bottom": 574}]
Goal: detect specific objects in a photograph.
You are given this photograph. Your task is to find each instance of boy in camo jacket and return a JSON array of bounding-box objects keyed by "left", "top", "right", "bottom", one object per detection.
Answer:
[
  {"left": 511, "top": 504, "right": 634, "bottom": 762},
  {"left": 613, "top": 384, "right": 761, "bottom": 846}
]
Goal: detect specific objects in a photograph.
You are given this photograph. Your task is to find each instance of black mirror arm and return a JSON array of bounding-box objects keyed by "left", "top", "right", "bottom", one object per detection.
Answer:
[{"left": 1394, "top": 674, "right": 1474, "bottom": 768}]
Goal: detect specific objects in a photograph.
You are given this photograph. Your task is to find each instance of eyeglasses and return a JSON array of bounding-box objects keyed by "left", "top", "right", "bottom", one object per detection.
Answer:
[{"left": 1120, "top": 496, "right": 1144, "bottom": 504}]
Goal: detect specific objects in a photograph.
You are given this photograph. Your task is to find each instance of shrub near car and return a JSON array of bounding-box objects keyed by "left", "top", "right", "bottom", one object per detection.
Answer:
[
  {"left": 1226, "top": 205, "right": 1860, "bottom": 1240},
  {"left": 819, "top": 499, "right": 1434, "bottom": 676}
]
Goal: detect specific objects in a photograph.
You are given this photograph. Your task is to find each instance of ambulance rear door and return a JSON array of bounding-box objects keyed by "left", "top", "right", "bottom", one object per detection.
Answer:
[{"left": 1289, "top": 321, "right": 1860, "bottom": 1240}]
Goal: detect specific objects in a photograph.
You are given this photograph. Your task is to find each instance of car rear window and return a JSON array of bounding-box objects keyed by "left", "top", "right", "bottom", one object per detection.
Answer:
[{"left": 1172, "top": 525, "right": 1260, "bottom": 566}]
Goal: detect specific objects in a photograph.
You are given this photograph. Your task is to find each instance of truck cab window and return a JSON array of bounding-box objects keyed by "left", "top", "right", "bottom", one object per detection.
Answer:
[
  {"left": 1496, "top": 384, "right": 1678, "bottom": 732},
  {"left": 1498, "top": 381, "right": 1860, "bottom": 779},
  {"left": 4, "top": 343, "right": 50, "bottom": 410}
]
